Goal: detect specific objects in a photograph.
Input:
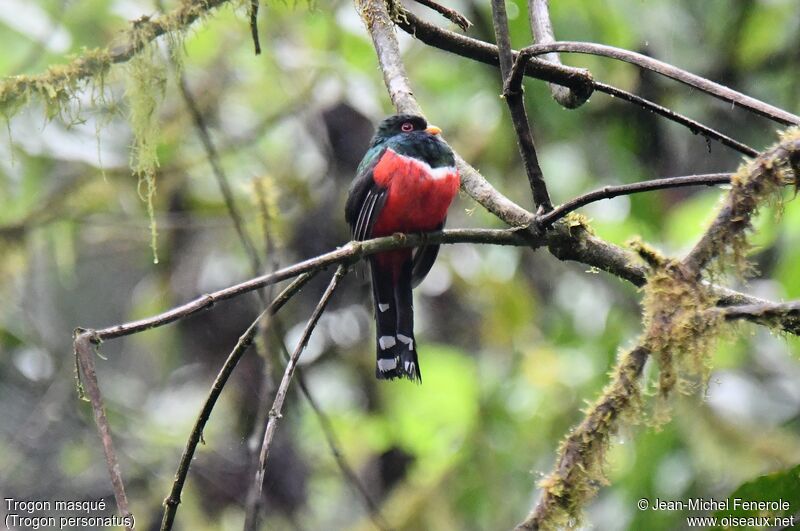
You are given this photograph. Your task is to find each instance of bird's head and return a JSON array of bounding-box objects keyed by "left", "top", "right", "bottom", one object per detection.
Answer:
[{"left": 369, "top": 114, "right": 442, "bottom": 148}]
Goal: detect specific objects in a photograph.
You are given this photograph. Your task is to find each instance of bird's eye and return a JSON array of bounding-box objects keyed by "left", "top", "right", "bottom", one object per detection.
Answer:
[{"left": 400, "top": 122, "right": 414, "bottom": 132}]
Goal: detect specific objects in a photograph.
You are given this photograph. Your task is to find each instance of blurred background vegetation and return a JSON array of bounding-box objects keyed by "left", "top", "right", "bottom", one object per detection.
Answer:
[{"left": 1, "top": 0, "right": 799, "bottom": 529}]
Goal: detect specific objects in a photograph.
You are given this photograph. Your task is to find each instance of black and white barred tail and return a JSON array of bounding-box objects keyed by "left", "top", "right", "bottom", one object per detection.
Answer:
[{"left": 370, "top": 259, "right": 421, "bottom": 383}]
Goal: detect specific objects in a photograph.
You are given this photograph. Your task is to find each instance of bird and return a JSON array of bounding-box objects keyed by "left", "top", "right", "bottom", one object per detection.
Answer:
[{"left": 345, "top": 114, "right": 460, "bottom": 382}]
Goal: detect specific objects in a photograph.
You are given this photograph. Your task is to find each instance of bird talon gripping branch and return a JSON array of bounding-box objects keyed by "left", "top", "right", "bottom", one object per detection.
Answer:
[{"left": 345, "top": 114, "right": 459, "bottom": 383}]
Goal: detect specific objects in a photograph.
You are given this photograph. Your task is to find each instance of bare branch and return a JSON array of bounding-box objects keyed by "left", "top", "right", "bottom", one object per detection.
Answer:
[
  {"left": 73, "top": 331, "right": 133, "bottom": 531},
  {"left": 248, "top": 266, "right": 348, "bottom": 517},
  {"left": 249, "top": 0, "right": 261, "bottom": 55},
  {"left": 511, "top": 41, "right": 800, "bottom": 126},
  {"left": 411, "top": 0, "right": 472, "bottom": 30},
  {"left": 528, "top": 0, "right": 587, "bottom": 108},
  {"left": 538, "top": 173, "right": 732, "bottom": 228},
  {"left": 392, "top": 9, "right": 758, "bottom": 158},
  {"left": 592, "top": 82, "right": 759, "bottom": 157},
  {"left": 159, "top": 272, "right": 315, "bottom": 531},
  {"left": 73, "top": 228, "right": 528, "bottom": 344},
  {"left": 491, "top": 0, "right": 553, "bottom": 212},
  {"left": 273, "top": 322, "right": 392, "bottom": 530}
]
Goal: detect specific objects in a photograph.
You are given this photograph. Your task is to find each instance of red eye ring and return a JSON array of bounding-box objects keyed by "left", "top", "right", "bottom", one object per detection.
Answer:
[{"left": 401, "top": 122, "right": 413, "bottom": 132}]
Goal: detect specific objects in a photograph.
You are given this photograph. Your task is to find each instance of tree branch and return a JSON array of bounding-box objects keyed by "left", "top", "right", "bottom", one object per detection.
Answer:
[
  {"left": 411, "top": 0, "right": 472, "bottom": 30},
  {"left": 592, "top": 82, "right": 759, "bottom": 158},
  {"left": 159, "top": 272, "right": 315, "bottom": 531},
  {"left": 73, "top": 331, "right": 133, "bottom": 531},
  {"left": 491, "top": 0, "right": 553, "bottom": 212},
  {"left": 538, "top": 173, "right": 732, "bottom": 228},
  {"left": 510, "top": 42, "right": 800, "bottom": 126},
  {"left": 528, "top": 0, "right": 587, "bottom": 108},
  {"left": 392, "top": 8, "right": 758, "bottom": 158},
  {"left": 684, "top": 131, "right": 800, "bottom": 275},
  {"left": 0, "top": 0, "right": 234, "bottom": 114},
  {"left": 72, "top": 228, "right": 529, "bottom": 344},
  {"left": 248, "top": 265, "right": 348, "bottom": 520}
]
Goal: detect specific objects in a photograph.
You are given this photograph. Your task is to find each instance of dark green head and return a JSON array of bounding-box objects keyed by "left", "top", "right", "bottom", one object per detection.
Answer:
[{"left": 366, "top": 113, "right": 455, "bottom": 169}]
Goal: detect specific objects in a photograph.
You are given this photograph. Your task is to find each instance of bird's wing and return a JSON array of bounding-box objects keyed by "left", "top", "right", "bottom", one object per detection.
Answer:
[
  {"left": 411, "top": 220, "right": 444, "bottom": 288},
  {"left": 345, "top": 147, "right": 389, "bottom": 241}
]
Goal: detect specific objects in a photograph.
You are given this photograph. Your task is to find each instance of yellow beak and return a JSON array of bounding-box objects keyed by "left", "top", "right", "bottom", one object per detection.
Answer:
[{"left": 425, "top": 125, "right": 442, "bottom": 135}]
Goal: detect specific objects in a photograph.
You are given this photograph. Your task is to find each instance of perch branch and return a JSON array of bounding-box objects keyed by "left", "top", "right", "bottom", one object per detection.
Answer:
[
  {"left": 249, "top": 266, "right": 348, "bottom": 512},
  {"left": 528, "top": 0, "right": 587, "bottom": 108},
  {"left": 159, "top": 273, "right": 315, "bottom": 531},
  {"left": 491, "top": 0, "right": 553, "bottom": 212},
  {"left": 73, "top": 228, "right": 529, "bottom": 343}
]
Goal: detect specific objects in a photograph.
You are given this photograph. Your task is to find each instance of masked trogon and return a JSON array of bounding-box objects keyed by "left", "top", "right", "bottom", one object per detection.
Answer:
[{"left": 345, "top": 114, "right": 459, "bottom": 382}]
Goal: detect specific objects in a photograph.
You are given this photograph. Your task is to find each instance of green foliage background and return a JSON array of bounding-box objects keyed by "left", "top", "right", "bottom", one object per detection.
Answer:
[{"left": 0, "top": 0, "right": 798, "bottom": 529}]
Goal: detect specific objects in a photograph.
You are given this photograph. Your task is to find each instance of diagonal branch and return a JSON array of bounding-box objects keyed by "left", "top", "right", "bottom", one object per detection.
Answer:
[
  {"left": 159, "top": 272, "right": 315, "bottom": 531},
  {"left": 411, "top": 0, "right": 472, "bottom": 30},
  {"left": 509, "top": 42, "right": 800, "bottom": 126},
  {"left": 247, "top": 265, "right": 349, "bottom": 521},
  {"left": 73, "top": 228, "right": 529, "bottom": 343},
  {"left": 491, "top": 0, "right": 553, "bottom": 212}
]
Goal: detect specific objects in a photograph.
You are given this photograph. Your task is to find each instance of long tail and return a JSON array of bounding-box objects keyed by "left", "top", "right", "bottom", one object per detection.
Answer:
[{"left": 370, "top": 256, "right": 421, "bottom": 383}]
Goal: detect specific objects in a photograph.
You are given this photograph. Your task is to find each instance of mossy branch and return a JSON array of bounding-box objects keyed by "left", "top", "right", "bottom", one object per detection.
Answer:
[
  {"left": 520, "top": 128, "right": 800, "bottom": 528},
  {"left": 0, "top": 0, "right": 232, "bottom": 119},
  {"left": 685, "top": 128, "right": 800, "bottom": 276}
]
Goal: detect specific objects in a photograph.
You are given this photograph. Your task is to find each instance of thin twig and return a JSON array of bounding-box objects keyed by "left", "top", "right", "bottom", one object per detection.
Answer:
[
  {"left": 528, "top": 0, "right": 586, "bottom": 108},
  {"left": 490, "top": 0, "right": 552, "bottom": 212},
  {"left": 538, "top": 173, "right": 732, "bottom": 228},
  {"left": 74, "top": 331, "right": 134, "bottom": 531},
  {"left": 248, "top": 265, "right": 348, "bottom": 521},
  {"left": 392, "top": 9, "right": 758, "bottom": 158},
  {"left": 159, "top": 272, "right": 315, "bottom": 531},
  {"left": 509, "top": 41, "right": 800, "bottom": 126},
  {"left": 273, "top": 321, "right": 392, "bottom": 530},
  {"left": 249, "top": 0, "right": 261, "bottom": 55},
  {"left": 593, "top": 82, "right": 759, "bottom": 158},
  {"left": 411, "top": 0, "right": 471, "bottom": 30},
  {"left": 175, "top": 75, "right": 263, "bottom": 275}
]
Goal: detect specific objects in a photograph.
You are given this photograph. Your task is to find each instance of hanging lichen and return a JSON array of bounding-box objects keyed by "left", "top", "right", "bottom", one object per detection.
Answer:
[{"left": 126, "top": 37, "right": 167, "bottom": 263}]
